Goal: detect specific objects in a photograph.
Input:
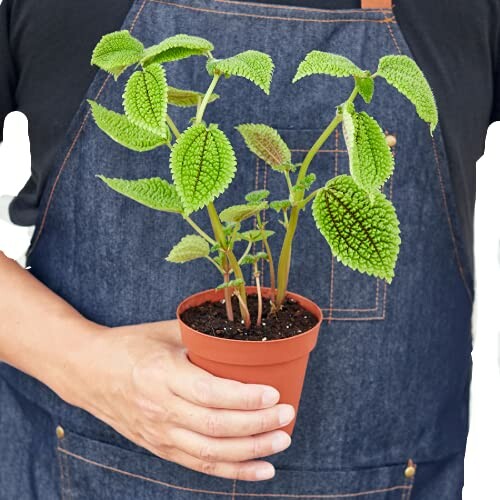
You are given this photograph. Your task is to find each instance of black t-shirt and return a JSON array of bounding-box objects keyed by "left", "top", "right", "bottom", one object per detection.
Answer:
[{"left": 1, "top": 0, "right": 499, "bottom": 271}]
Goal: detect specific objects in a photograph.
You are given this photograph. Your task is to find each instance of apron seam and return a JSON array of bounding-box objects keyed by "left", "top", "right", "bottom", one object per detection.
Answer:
[
  {"left": 57, "top": 447, "right": 413, "bottom": 498},
  {"left": 431, "top": 137, "right": 473, "bottom": 302},
  {"left": 383, "top": 7, "right": 473, "bottom": 303},
  {"left": 148, "top": 0, "right": 395, "bottom": 23},
  {"left": 28, "top": 0, "right": 148, "bottom": 257},
  {"left": 212, "top": 0, "right": 392, "bottom": 15}
]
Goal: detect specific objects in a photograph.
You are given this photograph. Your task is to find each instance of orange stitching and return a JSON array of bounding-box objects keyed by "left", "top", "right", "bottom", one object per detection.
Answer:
[
  {"left": 149, "top": 0, "right": 395, "bottom": 24},
  {"left": 232, "top": 479, "right": 237, "bottom": 500},
  {"left": 213, "top": 0, "right": 392, "bottom": 14},
  {"left": 431, "top": 137, "right": 472, "bottom": 301},
  {"left": 385, "top": 18, "right": 402, "bottom": 54},
  {"left": 58, "top": 447, "right": 411, "bottom": 498},
  {"left": 324, "top": 315, "right": 384, "bottom": 321},
  {"left": 383, "top": 15, "right": 472, "bottom": 302},
  {"left": 130, "top": 0, "right": 149, "bottom": 31},
  {"left": 401, "top": 462, "right": 417, "bottom": 500}
]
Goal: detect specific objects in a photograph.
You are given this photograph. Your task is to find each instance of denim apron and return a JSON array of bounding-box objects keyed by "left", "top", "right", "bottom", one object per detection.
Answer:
[{"left": 0, "top": 0, "right": 474, "bottom": 498}]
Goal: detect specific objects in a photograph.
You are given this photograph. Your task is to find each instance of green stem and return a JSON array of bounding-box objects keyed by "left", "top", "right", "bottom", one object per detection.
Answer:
[
  {"left": 205, "top": 255, "right": 224, "bottom": 274},
  {"left": 256, "top": 213, "right": 276, "bottom": 302},
  {"left": 207, "top": 203, "right": 249, "bottom": 322},
  {"left": 275, "top": 87, "right": 359, "bottom": 306},
  {"left": 184, "top": 216, "right": 217, "bottom": 245},
  {"left": 166, "top": 114, "right": 181, "bottom": 140},
  {"left": 284, "top": 171, "right": 293, "bottom": 194},
  {"left": 299, "top": 188, "right": 321, "bottom": 209},
  {"left": 238, "top": 241, "right": 253, "bottom": 265},
  {"left": 195, "top": 74, "right": 221, "bottom": 124}
]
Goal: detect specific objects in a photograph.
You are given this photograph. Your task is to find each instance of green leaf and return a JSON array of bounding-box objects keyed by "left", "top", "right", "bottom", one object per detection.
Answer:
[
  {"left": 293, "top": 173, "right": 317, "bottom": 193},
  {"left": 245, "top": 189, "right": 270, "bottom": 204},
  {"left": 240, "top": 252, "right": 269, "bottom": 266},
  {"left": 342, "top": 110, "right": 394, "bottom": 192},
  {"left": 312, "top": 175, "right": 401, "bottom": 282},
  {"left": 123, "top": 64, "right": 168, "bottom": 137},
  {"left": 238, "top": 229, "right": 275, "bottom": 243},
  {"left": 166, "top": 235, "right": 210, "bottom": 263},
  {"left": 170, "top": 123, "right": 237, "bottom": 213},
  {"left": 355, "top": 76, "right": 375, "bottom": 104},
  {"left": 377, "top": 55, "right": 438, "bottom": 132},
  {"left": 236, "top": 124, "right": 291, "bottom": 169},
  {"left": 219, "top": 202, "right": 268, "bottom": 223},
  {"left": 293, "top": 51, "right": 365, "bottom": 83},
  {"left": 207, "top": 51, "right": 274, "bottom": 94},
  {"left": 91, "top": 30, "right": 144, "bottom": 79},
  {"left": 167, "top": 86, "right": 219, "bottom": 108},
  {"left": 217, "top": 278, "right": 245, "bottom": 290},
  {"left": 97, "top": 176, "right": 183, "bottom": 213},
  {"left": 89, "top": 100, "right": 166, "bottom": 152},
  {"left": 240, "top": 255, "right": 256, "bottom": 266},
  {"left": 142, "top": 34, "right": 214, "bottom": 65},
  {"left": 270, "top": 200, "right": 292, "bottom": 212}
]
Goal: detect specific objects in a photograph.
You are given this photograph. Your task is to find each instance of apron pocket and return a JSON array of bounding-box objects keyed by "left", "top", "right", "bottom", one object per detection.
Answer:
[
  {"left": 56, "top": 427, "right": 416, "bottom": 499},
  {"left": 247, "top": 128, "right": 394, "bottom": 322}
]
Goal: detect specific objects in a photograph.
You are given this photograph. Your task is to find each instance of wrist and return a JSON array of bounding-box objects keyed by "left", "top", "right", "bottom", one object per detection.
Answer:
[{"left": 44, "top": 316, "right": 109, "bottom": 409}]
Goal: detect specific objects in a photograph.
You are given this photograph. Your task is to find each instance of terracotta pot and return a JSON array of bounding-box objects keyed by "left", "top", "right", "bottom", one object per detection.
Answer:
[{"left": 177, "top": 287, "right": 322, "bottom": 435}]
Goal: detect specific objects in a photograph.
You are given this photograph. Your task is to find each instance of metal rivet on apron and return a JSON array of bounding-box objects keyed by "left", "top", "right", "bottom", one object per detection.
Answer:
[
  {"left": 404, "top": 459, "right": 416, "bottom": 479},
  {"left": 385, "top": 134, "right": 397, "bottom": 148},
  {"left": 56, "top": 426, "right": 65, "bottom": 440}
]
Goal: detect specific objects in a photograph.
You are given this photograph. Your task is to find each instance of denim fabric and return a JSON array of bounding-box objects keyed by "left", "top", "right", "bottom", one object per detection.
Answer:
[{"left": 0, "top": 0, "right": 473, "bottom": 498}]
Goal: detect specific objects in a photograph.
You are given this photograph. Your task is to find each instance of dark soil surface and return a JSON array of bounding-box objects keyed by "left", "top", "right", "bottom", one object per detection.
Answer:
[{"left": 180, "top": 294, "right": 319, "bottom": 341}]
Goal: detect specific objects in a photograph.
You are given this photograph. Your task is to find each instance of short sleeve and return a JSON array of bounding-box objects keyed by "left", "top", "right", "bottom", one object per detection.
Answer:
[{"left": 0, "top": 0, "right": 17, "bottom": 142}]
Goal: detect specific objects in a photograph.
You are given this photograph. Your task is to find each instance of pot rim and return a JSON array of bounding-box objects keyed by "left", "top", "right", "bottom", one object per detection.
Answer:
[{"left": 176, "top": 286, "right": 323, "bottom": 345}]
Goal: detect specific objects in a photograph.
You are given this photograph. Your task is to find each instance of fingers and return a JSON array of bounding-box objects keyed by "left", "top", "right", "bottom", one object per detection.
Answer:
[
  {"left": 169, "top": 395, "right": 295, "bottom": 437},
  {"left": 160, "top": 448, "right": 276, "bottom": 481},
  {"left": 170, "top": 351, "right": 280, "bottom": 411},
  {"left": 166, "top": 427, "right": 292, "bottom": 463}
]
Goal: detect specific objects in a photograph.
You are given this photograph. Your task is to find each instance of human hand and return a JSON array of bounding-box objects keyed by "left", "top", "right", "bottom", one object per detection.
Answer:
[{"left": 71, "top": 320, "right": 295, "bottom": 481}]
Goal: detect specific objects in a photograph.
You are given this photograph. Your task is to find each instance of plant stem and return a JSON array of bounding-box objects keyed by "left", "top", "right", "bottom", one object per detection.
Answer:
[
  {"left": 223, "top": 272, "right": 234, "bottom": 322},
  {"left": 184, "top": 216, "right": 217, "bottom": 245},
  {"left": 238, "top": 241, "right": 253, "bottom": 265},
  {"left": 275, "top": 87, "right": 359, "bottom": 307},
  {"left": 235, "top": 291, "right": 251, "bottom": 328},
  {"left": 195, "top": 74, "right": 221, "bottom": 124},
  {"left": 254, "top": 265, "right": 263, "bottom": 327},
  {"left": 256, "top": 213, "right": 276, "bottom": 302},
  {"left": 166, "top": 114, "right": 181, "bottom": 140},
  {"left": 284, "top": 171, "right": 293, "bottom": 193},
  {"left": 299, "top": 188, "right": 321, "bottom": 209},
  {"left": 207, "top": 202, "right": 249, "bottom": 322},
  {"left": 205, "top": 255, "right": 224, "bottom": 274}
]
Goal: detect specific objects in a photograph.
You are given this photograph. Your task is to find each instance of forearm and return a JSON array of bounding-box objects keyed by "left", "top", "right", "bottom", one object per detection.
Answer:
[{"left": 0, "top": 251, "right": 105, "bottom": 403}]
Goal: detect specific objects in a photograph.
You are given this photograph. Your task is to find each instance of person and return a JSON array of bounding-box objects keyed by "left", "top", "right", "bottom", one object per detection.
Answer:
[{"left": 0, "top": 0, "right": 497, "bottom": 498}]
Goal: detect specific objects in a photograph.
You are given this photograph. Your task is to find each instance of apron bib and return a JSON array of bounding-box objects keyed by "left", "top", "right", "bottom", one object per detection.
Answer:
[{"left": 0, "top": 0, "right": 473, "bottom": 498}]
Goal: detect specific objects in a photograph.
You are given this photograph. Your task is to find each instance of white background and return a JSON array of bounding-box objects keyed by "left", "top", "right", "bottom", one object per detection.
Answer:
[{"left": 1, "top": 112, "right": 500, "bottom": 497}]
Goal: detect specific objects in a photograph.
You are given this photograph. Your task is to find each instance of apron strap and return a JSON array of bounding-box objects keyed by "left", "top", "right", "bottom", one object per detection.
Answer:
[{"left": 361, "top": 0, "right": 392, "bottom": 8}]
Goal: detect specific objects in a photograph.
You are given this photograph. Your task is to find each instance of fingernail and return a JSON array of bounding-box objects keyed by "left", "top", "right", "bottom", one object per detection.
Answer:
[
  {"left": 272, "top": 432, "right": 291, "bottom": 453},
  {"left": 255, "top": 464, "right": 275, "bottom": 480},
  {"left": 279, "top": 406, "right": 295, "bottom": 426},
  {"left": 261, "top": 388, "right": 279, "bottom": 406}
]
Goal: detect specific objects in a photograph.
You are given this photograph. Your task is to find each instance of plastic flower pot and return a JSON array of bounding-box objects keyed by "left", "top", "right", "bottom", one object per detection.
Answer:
[{"left": 177, "top": 287, "right": 322, "bottom": 435}]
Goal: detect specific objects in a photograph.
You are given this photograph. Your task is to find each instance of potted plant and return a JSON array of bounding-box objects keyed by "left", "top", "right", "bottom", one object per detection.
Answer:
[{"left": 89, "top": 31, "right": 437, "bottom": 434}]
